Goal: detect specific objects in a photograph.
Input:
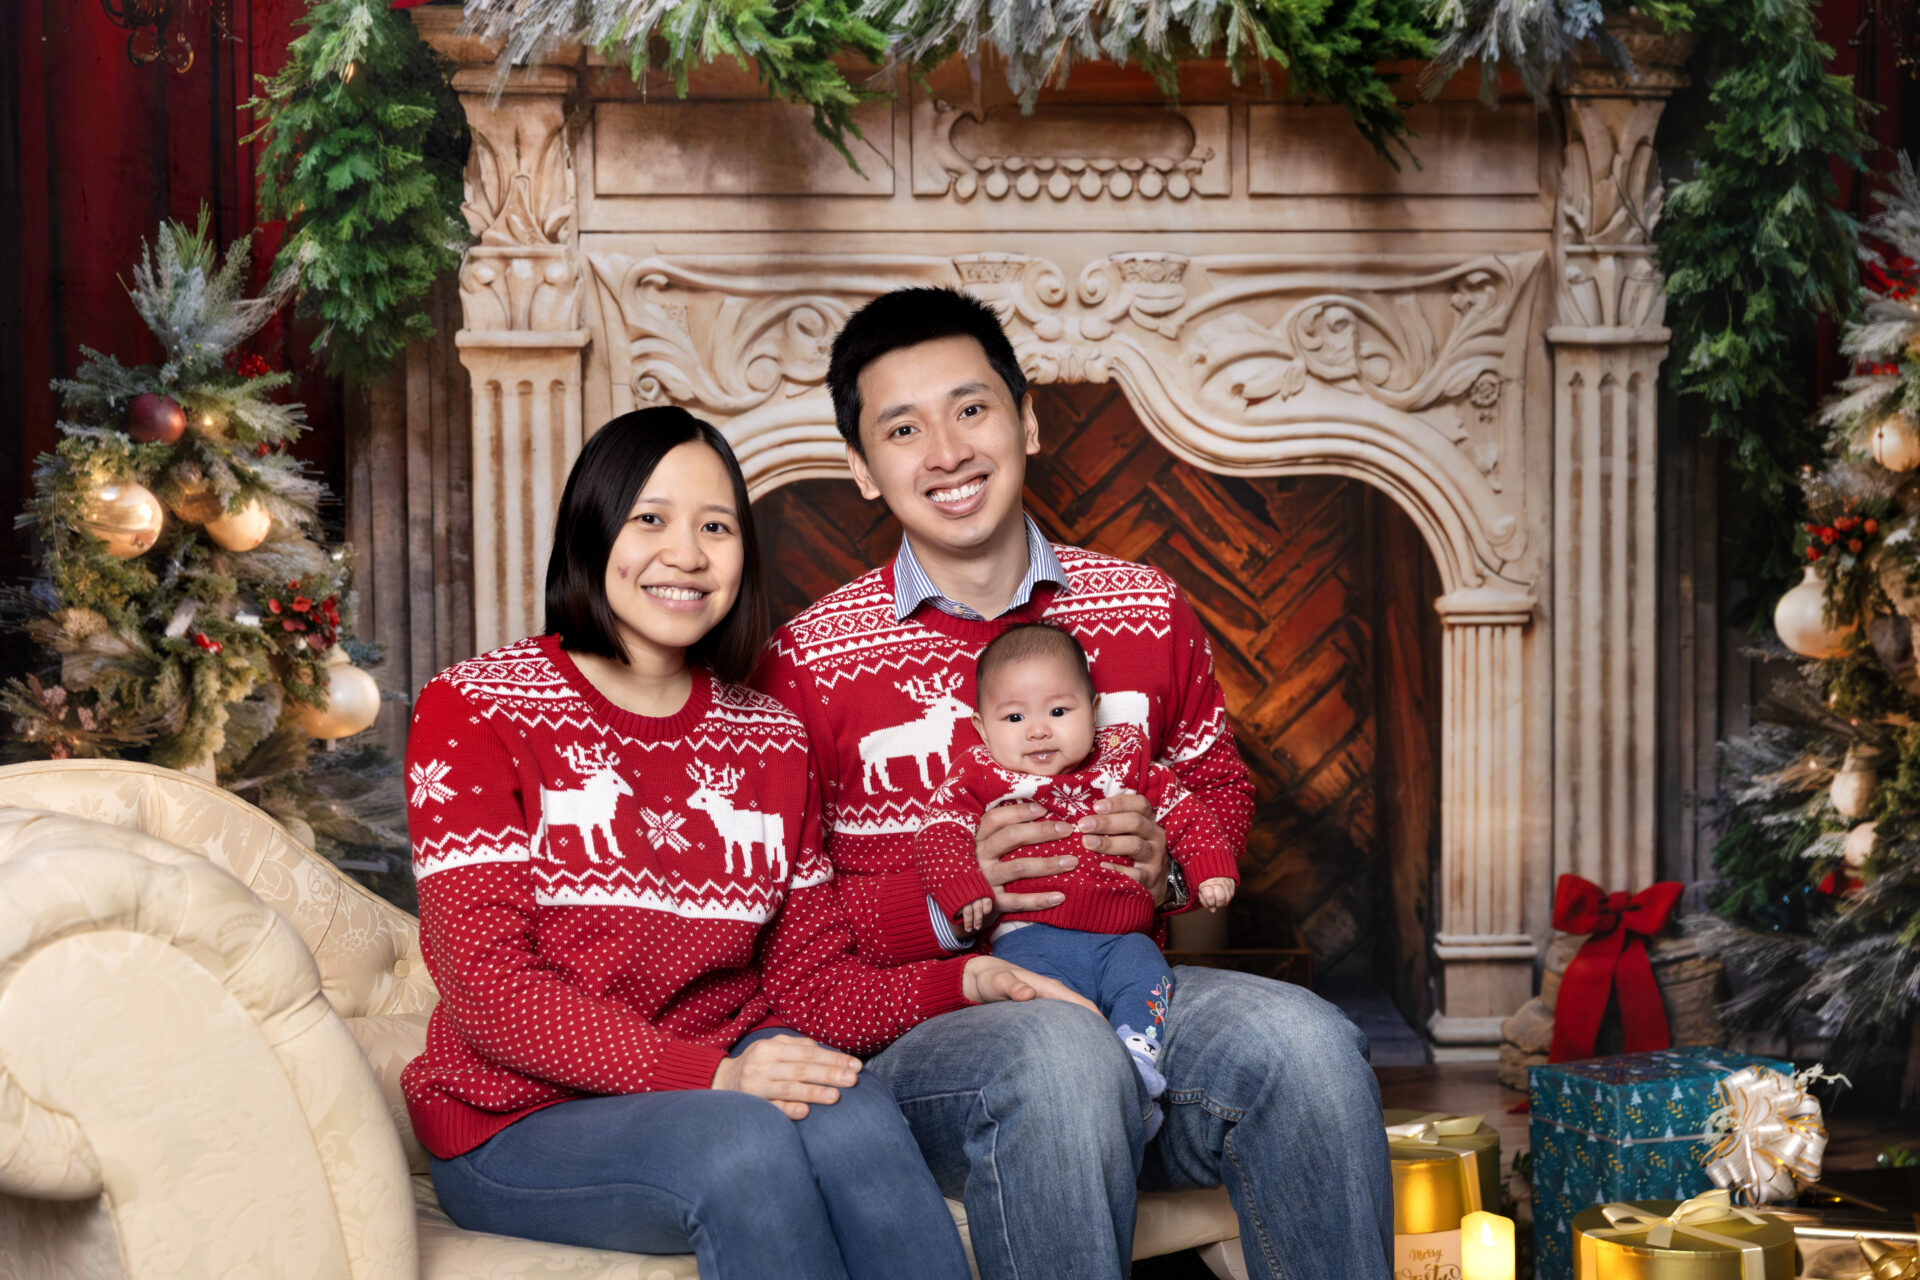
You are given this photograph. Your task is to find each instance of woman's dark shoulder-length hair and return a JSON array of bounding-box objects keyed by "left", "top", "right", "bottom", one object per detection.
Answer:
[{"left": 543, "top": 406, "right": 769, "bottom": 684}]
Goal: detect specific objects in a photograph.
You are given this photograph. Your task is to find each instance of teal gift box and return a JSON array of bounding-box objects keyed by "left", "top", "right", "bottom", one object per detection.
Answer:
[{"left": 1528, "top": 1047, "right": 1794, "bottom": 1280}]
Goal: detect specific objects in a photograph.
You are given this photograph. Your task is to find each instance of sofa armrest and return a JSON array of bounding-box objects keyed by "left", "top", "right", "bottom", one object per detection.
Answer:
[{"left": 0, "top": 828, "right": 417, "bottom": 1279}]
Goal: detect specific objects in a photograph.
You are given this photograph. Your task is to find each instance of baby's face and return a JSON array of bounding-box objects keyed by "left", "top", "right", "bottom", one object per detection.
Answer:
[{"left": 973, "top": 653, "right": 1096, "bottom": 777}]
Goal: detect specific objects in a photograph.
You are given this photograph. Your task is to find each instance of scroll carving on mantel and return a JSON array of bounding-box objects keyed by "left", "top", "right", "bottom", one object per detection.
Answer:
[
  {"left": 1553, "top": 24, "right": 1697, "bottom": 336},
  {"left": 910, "top": 92, "right": 1228, "bottom": 201},
  {"left": 585, "top": 248, "right": 1540, "bottom": 590},
  {"left": 458, "top": 96, "right": 582, "bottom": 334}
]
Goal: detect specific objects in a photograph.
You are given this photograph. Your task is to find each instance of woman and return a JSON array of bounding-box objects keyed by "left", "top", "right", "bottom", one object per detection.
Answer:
[{"left": 401, "top": 407, "right": 1088, "bottom": 1278}]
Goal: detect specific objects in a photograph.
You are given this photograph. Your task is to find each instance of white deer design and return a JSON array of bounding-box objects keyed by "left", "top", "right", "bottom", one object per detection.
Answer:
[
  {"left": 686, "top": 762, "right": 787, "bottom": 879},
  {"left": 858, "top": 671, "right": 974, "bottom": 792},
  {"left": 1095, "top": 690, "right": 1152, "bottom": 733},
  {"left": 984, "top": 764, "right": 1048, "bottom": 812},
  {"left": 535, "top": 742, "right": 633, "bottom": 864}
]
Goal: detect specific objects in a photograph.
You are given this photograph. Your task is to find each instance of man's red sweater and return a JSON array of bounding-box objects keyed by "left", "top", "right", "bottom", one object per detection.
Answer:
[
  {"left": 752, "top": 544, "right": 1255, "bottom": 966},
  {"left": 915, "top": 723, "right": 1242, "bottom": 936},
  {"left": 401, "top": 635, "right": 972, "bottom": 1159}
]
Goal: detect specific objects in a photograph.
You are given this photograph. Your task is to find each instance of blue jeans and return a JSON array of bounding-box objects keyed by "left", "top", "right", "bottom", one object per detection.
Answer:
[
  {"left": 428, "top": 1028, "right": 971, "bottom": 1280},
  {"left": 990, "top": 924, "right": 1172, "bottom": 1044},
  {"left": 864, "top": 966, "right": 1393, "bottom": 1280}
]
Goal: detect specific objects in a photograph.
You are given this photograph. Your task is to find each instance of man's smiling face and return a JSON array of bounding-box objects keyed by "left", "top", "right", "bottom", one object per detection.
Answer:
[{"left": 844, "top": 334, "right": 1039, "bottom": 560}]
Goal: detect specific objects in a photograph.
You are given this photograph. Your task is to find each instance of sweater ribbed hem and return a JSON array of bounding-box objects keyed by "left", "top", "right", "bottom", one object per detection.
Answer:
[
  {"left": 411, "top": 1095, "right": 573, "bottom": 1161},
  {"left": 655, "top": 1040, "right": 731, "bottom": 1093},
  {"left": 1178, "top": 849, "right": 1242, "bottom": 893},
  {"left": 928, "top": 869, "right": 995, "bottom": 924},
  {"left": 871, "top": 870, "right": 952, "bottom": 962},
  {"left": 912, "top": 955, "right": 978, "bottom": 1017},
  {"left": 998, "top": 887, "right": 1153, "bottom": 936}
]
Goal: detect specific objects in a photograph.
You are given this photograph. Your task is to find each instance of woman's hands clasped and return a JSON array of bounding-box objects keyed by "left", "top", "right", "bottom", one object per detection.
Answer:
[{"left": 711, "top": 1035, "right": 861, "bottom": 1120}]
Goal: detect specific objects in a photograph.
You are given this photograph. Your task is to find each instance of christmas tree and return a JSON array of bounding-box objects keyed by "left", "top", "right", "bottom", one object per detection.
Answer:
[
  {"left": 3, "top": 212, "right": 405, "bottom": 875},
  {"left": 1697, "top": 153, "right": 1920, "bottom": 1072}
]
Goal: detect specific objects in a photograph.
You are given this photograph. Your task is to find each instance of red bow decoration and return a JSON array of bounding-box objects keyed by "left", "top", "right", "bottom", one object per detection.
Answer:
[{"left": 1548, "top": 874, "right": 1685, "bottom": 1063}]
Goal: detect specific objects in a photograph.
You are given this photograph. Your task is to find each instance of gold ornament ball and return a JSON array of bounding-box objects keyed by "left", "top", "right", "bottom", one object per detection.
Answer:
[
  {"left": 1843, "top": 820, "right": 1877, "bottom": 871},
  {"left": 205, "top": 497, "right": 272, "bottom": 552},
  {"left": 1773, "top": 566, "right": 1855, "bottom": 659},
  {"left": 82, "top": 481, "right": 165, "bottom": 559},
  {"left": 162, "top": 465, "right": 223, "bottom": 523},
  {"left": 1872, "top": 412, "right": 1920, "bottom": 473},
  {"left": 1831, "top": 751, "right": 1879, "bottom": 820},
  {"left": 296, "top": 647, "right": 381, "bottom": 740}
]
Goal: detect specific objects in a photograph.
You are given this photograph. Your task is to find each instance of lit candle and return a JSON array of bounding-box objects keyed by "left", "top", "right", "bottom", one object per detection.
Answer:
[{"left": 1460, "top": 1210, "right": 1515, "bottom": 1280}]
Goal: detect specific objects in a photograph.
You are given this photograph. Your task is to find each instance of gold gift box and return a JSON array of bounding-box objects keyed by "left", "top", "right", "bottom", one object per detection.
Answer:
[
  {"left": 1385, "top": 1109, "right": 1502, "bottom": 1234},
  {"left": 1572, "top": 1200, "right": 1796, "bottom": 1280},
  {"left": 1765, "top": 1204, "right": 1919, "bottom": 1280}
]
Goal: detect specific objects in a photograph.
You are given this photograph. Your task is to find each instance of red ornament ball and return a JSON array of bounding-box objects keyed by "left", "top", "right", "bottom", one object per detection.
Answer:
[
  {"left": 1866, "top": 518, "right": 1880, "bottom": 535},
  {"left": 126, "top": 393, "right": 187, "bottom": 445}
]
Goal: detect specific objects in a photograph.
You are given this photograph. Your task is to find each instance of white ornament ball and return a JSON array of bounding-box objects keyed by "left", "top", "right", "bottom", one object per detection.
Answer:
[
  {"left": 81, "top": 481, "right": 165, "bottom": 558},
  {"left": 295, "top": 647, "right": 381, "bottom": 740},
  {"left": 1843, "top": 820, "right": 1877, "bottom": 871},
  {"left": 1773, "top": 565, "right": 1855, "bottom": 659},
  {"left": 1872, "top": 412, "right": 1920, "bottom": 473},
  {"left": 1831, "top": 751, "right": 1879, "bottom": 820},
  {"left": 205, "top": 497, "right": 271, "bottom": 552}
]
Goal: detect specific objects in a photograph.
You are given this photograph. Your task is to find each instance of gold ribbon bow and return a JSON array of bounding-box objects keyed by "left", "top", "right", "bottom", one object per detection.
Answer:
[
  {"left": 1703, "top": 1065, "right": 1828, "bottom": 1205},
  {"left": 1589, "top": 1190, "right": 1771, "bottom": 1280},
  {"left": 1859, "top": 1236, "right": 1920, "bottom": 1280},
  {"left": 1384, "top": 1112, "right": 1486, "bottom": 1213}
]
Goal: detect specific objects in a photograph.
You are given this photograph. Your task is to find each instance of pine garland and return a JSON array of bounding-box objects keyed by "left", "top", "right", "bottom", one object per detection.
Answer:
[
  {"left": 461, "top": 0, "right": 1434, "bottom": 162},
  {"left": 248, "top": 0, "right": 469, "bottom": 383}
]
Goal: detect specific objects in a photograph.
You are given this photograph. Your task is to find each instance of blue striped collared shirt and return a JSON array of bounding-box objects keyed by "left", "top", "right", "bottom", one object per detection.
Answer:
[{"left": 892, "top": 514, "right": 1069, "bottom": 621}]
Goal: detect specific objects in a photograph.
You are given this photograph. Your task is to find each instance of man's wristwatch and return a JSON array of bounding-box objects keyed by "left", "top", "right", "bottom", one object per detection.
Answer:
[{"left": 1159, "top": 860, "right": 1189, "bottom": 912}]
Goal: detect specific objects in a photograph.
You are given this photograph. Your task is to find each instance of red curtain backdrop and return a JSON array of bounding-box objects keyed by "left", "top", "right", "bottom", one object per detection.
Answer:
[{"left": 2, "top": 0, "right": 347, "bottom": 652}]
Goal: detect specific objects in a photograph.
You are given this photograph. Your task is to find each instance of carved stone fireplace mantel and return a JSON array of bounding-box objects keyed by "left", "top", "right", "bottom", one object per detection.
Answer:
[{"left": 416, "top": 10, "right": 1692, "bottom": 1053}]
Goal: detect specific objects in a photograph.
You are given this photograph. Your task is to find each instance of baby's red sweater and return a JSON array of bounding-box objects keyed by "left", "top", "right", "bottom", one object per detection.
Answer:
[
  {"left": 914, "top": 724, "right": 1241, "bottom": 936},
  {"left": 401, "top": 635, "right": 972, "bottom": 1159}
]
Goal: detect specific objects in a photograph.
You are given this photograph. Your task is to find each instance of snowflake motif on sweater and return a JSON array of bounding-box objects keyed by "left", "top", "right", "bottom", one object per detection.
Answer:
[
  {"left": 401, "top": 634, "right": 972, "bottom": 1160},
  {"left": 752, "top": 544, "right": 1255, "bottom": 965}
]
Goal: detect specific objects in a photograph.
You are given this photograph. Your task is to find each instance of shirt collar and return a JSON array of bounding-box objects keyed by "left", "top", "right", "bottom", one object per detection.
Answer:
[{"left": 892, "top": 514, "right": 1068, "bottom": 621}]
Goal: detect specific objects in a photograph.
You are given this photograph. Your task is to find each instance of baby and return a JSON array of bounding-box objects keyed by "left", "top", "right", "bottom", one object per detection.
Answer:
[{"left": 913, "top": 624, "right": 1239, "bottom": 1138}]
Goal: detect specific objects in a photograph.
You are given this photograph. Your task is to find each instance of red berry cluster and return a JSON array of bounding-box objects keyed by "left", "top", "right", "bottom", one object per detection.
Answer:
[
  {"left": 191, "top": 632, "right": 223, "bottom": 654},
  {"left": 1805, "top": 514, "right": 1879, "bottom": 561},
  {"left": 1865, "top": 255, "right": 1917, "bottom": 301},
  {"left": 233, "top": 352, "right": 275, "bottom": 379},
  {"left": 263, "top": 578, "right": 342, "bottom": 650}
]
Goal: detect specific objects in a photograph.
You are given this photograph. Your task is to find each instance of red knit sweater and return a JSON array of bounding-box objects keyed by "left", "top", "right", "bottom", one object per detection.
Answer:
[
  {"left": 752, "top": 544, "right": 1255, "bottom": 966},
  {"left": 915, "top": 723, "right": 1241, "bottom": 935},
  {"left": 401, "top": 634, "right": 972, "bottom": 1159}
]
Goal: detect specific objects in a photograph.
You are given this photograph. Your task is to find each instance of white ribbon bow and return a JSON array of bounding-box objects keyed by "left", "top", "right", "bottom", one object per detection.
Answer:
[
  {"left": 1702, "top": 1065, "right": 1829, "bottom": 1205},
  {"left": 1591, "top": 1190, "right": 1771, "bottom": 1280},
  {"left": 1384, "top": 1112, "right": 1486, "bottom": 1214}
]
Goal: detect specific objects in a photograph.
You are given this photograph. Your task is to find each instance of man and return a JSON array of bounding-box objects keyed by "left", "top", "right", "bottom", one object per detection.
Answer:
[{"left": 753, "top": 287, "right": 1392, "bottom": 1280}]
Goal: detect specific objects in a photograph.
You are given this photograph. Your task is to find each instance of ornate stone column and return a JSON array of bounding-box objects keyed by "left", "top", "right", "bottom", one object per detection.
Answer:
[
  {"left": 1549, "top": 26, "right": 1694, "bottom": 898},
  {"left": 417, "top": 13, "right": 588, "bottom": 653},
  {"left": 1431, "top": 587, "right": 1537, "bottom": 1052}
]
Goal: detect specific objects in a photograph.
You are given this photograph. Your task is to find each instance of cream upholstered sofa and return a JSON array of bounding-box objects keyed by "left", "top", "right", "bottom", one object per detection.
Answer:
[{"left": 0, "top": 759, "right": 1247, "bottom": 1279}]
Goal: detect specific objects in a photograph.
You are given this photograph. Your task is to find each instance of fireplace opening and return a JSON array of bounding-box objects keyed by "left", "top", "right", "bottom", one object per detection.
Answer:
[{"left": 753, "top": 384, "right": 1443, "bottom": 1049}]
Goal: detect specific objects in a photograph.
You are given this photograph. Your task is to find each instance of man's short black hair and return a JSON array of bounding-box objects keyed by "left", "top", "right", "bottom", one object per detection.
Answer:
[
  {"left": 975, "top": 624, "right": 1094, "bottom": 701},
  {"left": 827, "top": 286, "right": 1028, "bottom": 455},
  {"left": 544, "top": 406, "right": 770, "bottom": 684}
]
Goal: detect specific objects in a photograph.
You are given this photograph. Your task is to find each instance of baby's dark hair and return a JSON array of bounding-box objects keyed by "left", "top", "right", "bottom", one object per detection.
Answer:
[{"left": 976, "top": 624, "right": 1094, "bottom": 700}]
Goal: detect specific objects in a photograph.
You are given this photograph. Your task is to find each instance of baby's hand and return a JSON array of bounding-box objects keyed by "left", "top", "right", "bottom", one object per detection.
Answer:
[
  {"left": 959, "top": 897, "right": 993, "bottom": 935},
  {"left": 1196, "top": 878, "right": 1236, "bottom": 912}
]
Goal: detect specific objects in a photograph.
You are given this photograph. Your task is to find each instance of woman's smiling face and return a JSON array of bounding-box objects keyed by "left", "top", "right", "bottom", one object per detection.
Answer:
[{"left": 603, "top": 440, "right": 744, "bottom": 665}]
